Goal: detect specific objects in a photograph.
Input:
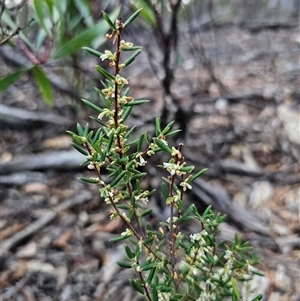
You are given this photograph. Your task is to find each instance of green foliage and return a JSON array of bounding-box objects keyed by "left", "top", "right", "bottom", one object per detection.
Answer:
[
  {"left": 68, "top": 8, "right": 263, "bottom": 301},
  {"left": 0, "top": 1, "right": 119, "bottom": 105}
]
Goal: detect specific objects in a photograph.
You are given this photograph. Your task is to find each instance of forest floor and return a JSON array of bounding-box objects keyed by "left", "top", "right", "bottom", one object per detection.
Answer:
[{"left": 0, "top": 24, "right": 299, "bottom": 301}]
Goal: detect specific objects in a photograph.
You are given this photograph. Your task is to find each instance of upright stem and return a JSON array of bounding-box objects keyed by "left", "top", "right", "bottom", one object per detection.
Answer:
[{"left": 114, "top": 27, "right": 122, "bottom": 130}]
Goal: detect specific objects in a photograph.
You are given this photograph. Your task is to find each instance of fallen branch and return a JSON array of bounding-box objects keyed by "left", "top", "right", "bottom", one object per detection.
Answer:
[
  {"left": 1, "top": 150, "right": 84, "bottom": 174},
  {"left": 192, "top": 178, "right": 271, "bottom": 235},
  {"left": 0, "top": 104, "right": 69, "bottom": 129}
]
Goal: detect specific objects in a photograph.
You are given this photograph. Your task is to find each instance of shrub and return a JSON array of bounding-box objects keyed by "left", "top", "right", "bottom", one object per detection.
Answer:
[{"left": 68, "top": 9, "right": 263, "bottom": 301}]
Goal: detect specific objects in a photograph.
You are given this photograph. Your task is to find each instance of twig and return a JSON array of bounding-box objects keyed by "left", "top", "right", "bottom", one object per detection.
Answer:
[{"left": 0, "top": 18, "right": 34, "bottom": 46}]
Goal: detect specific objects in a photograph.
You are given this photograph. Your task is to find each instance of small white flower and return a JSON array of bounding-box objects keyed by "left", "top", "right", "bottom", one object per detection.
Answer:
[
  {"left": 180, "top": 181, "right": 192, "bottom": 191},
  {"left": 224, "top": 249, "right": 232, "bottom": 260},
  {"left": 87, "top": 163, "right": 95, "bottom": 170},
  {"left": 121, "top": 228, "right": 133, "bottom": 237},
  {"left": 100, "top": 50, "right": 113, "bottom": 61}
]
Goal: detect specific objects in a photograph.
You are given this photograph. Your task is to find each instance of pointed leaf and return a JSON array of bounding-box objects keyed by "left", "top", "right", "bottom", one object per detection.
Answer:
[
  {"left": 187, "top": 168, "right": 208, "bottom": 183},
  {"left": 153, "top": 138, "right": 172, "bottom": 154},
  {"left": 116, "top": 261, "right": 132, "bottom": 268},
  {"left": 110, "top": 170, "right": 126, "bottom": 187},
  {"left": 82, "top": 46, "right": 102, "bottom": 57},
  {"left": 70, "top": 142, "right": 88, "bottom": 155},
  {"left": 95, "top": 65, "right": 115, "bottom": 80},
  {"left": 250, "top": 295, "right": 264, "bottom": 301},
  {"left": 231, "top": 279, "right": 240, "bottom": 299},
  {"left": 0, "top": 68, "right": 32, "bottom": 92},
  {"left": 33, "top": 0, "right": 52, "bottom": 37},
  {"left": 123, "top": 8, "right": 143, "bottom": 27},
  {"left": 130, "top": 279, "right": 144, "bottom": 294},
  {"left": 78, "top": 177, "right": 99, "bottom": 184},
  {"left": 52, "top": 7, "right": 120, "bottom": 58},
  {"left": 123, "top": 49, "right": 142, "bottom": 67},
  {"left": 132, "top": 1, "right": 156, "bottom": 28},
  {"left": 124, "top": 99, "right": 149, "bottom": 106},
  {"left": 32, "top": 65, "right": 53, "bottom": 106},
  {"left": 102, "top": 11, "right": 117, "bottom": 31},
  {"left": 81, "top": 98, "right": 103, "bottom": 113}
]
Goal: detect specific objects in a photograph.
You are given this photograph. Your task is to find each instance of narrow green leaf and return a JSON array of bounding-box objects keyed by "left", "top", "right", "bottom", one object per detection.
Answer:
[
  {"left": 250, "top": 294, "right": 264, "bottom": 301},
  {"left": 130, "top": 172, "right": 146, "bottom": 181},
  {"left": 187, "top": 168, "right": 208, "bottom": 183},
  {"left": 45, "top": 0, "right": 54, "bottom": 14},
  {"left": 83, "top": 123, "right": 89, "bottom": 137},
  {"left": 162, "top": 183, "right": 169, "bottom": 199},
  {"left": 121, "top": 45, "right": 142, "bottom": 51},
  {"left": 32, "top": 65, "right": 53, "bottom": 106},
  {"left": 123, "top": 8, "right": 143, "bottom": 27},
  {"left": 74, "top": 0, "right": 94, "bottom": 27},
  {"left": 165, "top": 129, "right": 182, "bottom": 137},
  {"left": 110, "top": 235, "right": 129, "bottom": 242},
  {"left": 126, "top": 138, "right": 139, "bottom": 147},
  {"left": 76, "top": 123, "right": 84, "bottom": 136},
  {"left": 124, "top": 99, "right": 149, "bottom": 106},
  {"left": 179, "top": 166, "right": 195, "bottom": 173},
  {"left": 147, "top": 267, "right": 156, "bottom": 283},
  {"left": 33, "top": 0, "right": 52, "bottom": 37},
  {"left": 53, "top": 7, "right": 120, "bottom": 59},
  {"left": 82, "top": 46, "right": 102, "bottom": 57},
  {"left": 162, "top": 120, "right": 175, "bottom": 134},
  {"left": 72, "top": 134, "right": 85, "bottom": 145},
  {"left": 70, "top": 142, "right": 88, "bottom": 155},
  {"left": 102, "top": 11, "right": 117, "bottom": 31},
  {"left": 106, "top": 132, "right": 114, "bottom": 152},
  {"left": 124, "top": 125, "right": 136, "bottom": 139},
  {"left": 152, "top": 286, "right": 158, "bottom": 301},
  {"left": 52, "top": 0, "right": 65, "bottom": 43},
  {"left": 155, "top": 117, "right": 161, "bottom": 136},
  {"left": 116, "top": 261, "right": 132, "bottom": 268},
  {"left": 124, "top": 245, "right": 134, "bottom": 259},
  {"left": 140, "top": 262, "right": 156, "bottom": 271},
  {"left": 153, "top": 138, "right": 172, "bottom": 154},
  {"left": 91, "top": 128, "right": 101, "bottom": 145},
  {"left": 121, "top": 106, "right": 132, "bottom": 121},
  {"left": 95, "top": 65, "right": 115, "bottom": 80},
  {"left": 132, "top": 1, "right": 156, "bottom": 28},
  {"left": 144, "top": 132, "right": 150, "bottom": 144},
  {"left": 110, "top": 170, "right": 126, "bottom": 187},
  {"left": 130, "top": 279, "right": 144, "bottom": 294},
  {"left": 90, "top": 116, "right": 107, "bottom": 127},
  {"left": 231, "top": 279, "right": 240, "bottom": 299},
  {"left": 123, "top": 49, "right": 142, "bottom": 67},
  {"left": 202, "top": 205, "right": 212, "bottom": 216},
  {"left": 78, "top": 177, "right": 99, "bottom": 184},
  {"left": 140, "top": 208, "right": 152, "bottom": 217},
  {"left": 0, "top": 68, "right": 32, "bottom": 92},
  {"left": 81, "top": 98, "right": 103, "bottom": 113},
  {"left": 137, "top": 135, "right": 144, "bottom": 152}
]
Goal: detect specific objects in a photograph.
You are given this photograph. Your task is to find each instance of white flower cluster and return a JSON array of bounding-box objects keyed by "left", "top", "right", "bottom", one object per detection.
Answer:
[
  {"left": 163, "top": 162, "right": 184, "bottom": 176},
  {"left": 157, "top": 291, "right": 172, "bottom": 301},
  {"left": 196, "top": 291, "right": 216, "bottom": 301}
]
